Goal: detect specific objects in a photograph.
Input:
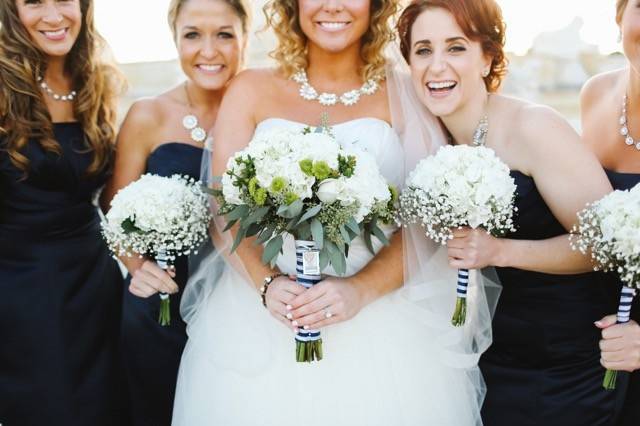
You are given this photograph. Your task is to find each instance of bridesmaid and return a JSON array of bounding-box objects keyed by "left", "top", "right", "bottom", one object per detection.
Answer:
[
  {"left": 100, "top": 0, "right": 250, "bottom": 424},
  {"left": 0, "top": 0, "right": 127, "bottom": 424},
  {"left": 398, "top": 0, "right": 620, "bottom": 424},
  {"left": 581, "top": 1, "right": 640, "bottom": 424}
]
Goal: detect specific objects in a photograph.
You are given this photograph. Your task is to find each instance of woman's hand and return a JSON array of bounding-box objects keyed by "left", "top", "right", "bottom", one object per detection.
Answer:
[
  {"left": 124, "top": 257, "right": 179, "bottom": 298},
  {"left": 264, "top": 275, "right": 305, "bottom": 331},
  {"left": 596, "top": 315, "right": 640, "bottom": 372},
  {"left": 446, "top": 227, "right": 506, "bottom": 269},
  {"left": 287, "top": 277, "right": 364, "bottom": 331}
]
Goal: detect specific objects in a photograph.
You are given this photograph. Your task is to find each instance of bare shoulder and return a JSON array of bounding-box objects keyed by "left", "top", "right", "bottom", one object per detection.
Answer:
[
  {"left": 581, "top": 68, "right": 625, "bottom": 105},
  {"left": 122, "top": 96, "right": 165, "bottom": 131},
  {"left": 225, "top": 68, "right": 282, "bottom": 98}
]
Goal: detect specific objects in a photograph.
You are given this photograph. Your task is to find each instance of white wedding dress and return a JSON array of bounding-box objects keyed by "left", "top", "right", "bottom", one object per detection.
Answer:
[{"left": 172, "top": 118, "right": 485, "bottom": 426}]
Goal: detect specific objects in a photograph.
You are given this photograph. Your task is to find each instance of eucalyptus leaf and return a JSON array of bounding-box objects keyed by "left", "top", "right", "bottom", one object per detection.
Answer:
[
  {"left": 230, "top": 227, "right": 247, "bottom": 253},
  {"left": 297, "top": 204, "right": 323, "bottom": 226},
  {"left": 262, "top": 235, "right": 284, "bottom": 264},
  {"left": 223, "top": 218, "right": 238, "bottom": 232},
  {"left": 339, "top": 225, "right": 350, "bottom": 244},
  {"left": 363, "top": 228, "right": 375, "bottom": 255},
  {"left": 255, "top": 225, "right": 275, "bottom": 245},
  {"left": 227, "top": 204, "right": 250, "bottom": 221},
  {"left": 245, "top": 206, "right": 270, "bottom": 225},
  {"left": 329, "top": 249, "right": 346, "bottom": 276},
  {"left": 319, "top": 249, "right": 329, "bottom": 270},
  {"left": 346, "top": 217, "right": 360, "bottom": 235},
  {"left": 310, "top": 219, "right": 324, "bottom": 249},
  {"left": 371, "top": 223, "right": 389, "bottom": 245},
  {"left": 245, "top": 222, "right": 262, "bottom": 238}
]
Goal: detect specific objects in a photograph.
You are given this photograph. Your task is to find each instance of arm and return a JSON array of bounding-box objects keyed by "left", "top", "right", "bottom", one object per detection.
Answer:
[
  {"left": 101, "top": 99, "right": 178, "bottom": 297},
  {"left": 448, "top": 105, "right": 612, "bottom": 274}
]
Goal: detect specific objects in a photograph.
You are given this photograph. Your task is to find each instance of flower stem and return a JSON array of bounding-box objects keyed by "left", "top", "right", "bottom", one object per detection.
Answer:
[
  {"left": 158, "top": 294, "right": 171, "bottom": 326},
  {"left": 296, "top": 339, "right": 323, "bottom": 362},
  {"left": 603, "top": 369, "right": 617, "bottom": 390},
  {"left": 451, "top": 297, "right": 467, "bottom": 327}
]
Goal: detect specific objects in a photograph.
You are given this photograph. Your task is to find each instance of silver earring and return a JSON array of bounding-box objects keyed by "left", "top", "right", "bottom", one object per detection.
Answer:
[{"left": 482, "top": 69, "right": 489, "bottom": 78}]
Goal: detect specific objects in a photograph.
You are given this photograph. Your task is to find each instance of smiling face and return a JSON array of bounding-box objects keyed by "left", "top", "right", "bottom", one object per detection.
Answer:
[
  {"left": 16, "top": 0, "right": 82, "bottom": 59},
  {"left": 407, "top": 7, "right": 491, "bottom": 118},
  {"left": 620, "top": 0, "right": 640, "bottom": 74},
  {"left": 298, "top": 0, "right": 370, "bottom": 54},
  {"left": 175, "top": 0, "right": 245, "bottom": 91}
]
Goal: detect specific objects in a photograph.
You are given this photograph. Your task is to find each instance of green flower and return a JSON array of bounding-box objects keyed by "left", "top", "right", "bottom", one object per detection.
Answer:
[
  {"left": 389, "top": 185, "right": 399, "bottom": 203},
  {"left": 248, "top": 177, "right": 259, "bottom": 196},
  {"left": 312, "top": 161, "right": 332, "bottom": 180},
  {"left": 299, "top": 159, "right": 313, "bottom": 176},
  {"left": 270, "top": 177, "right": 287, "bottom": 193},
  {"left": 253, "top": 188, "right": 267, "bottom": 206},
  {"left": 284, "top": 191, "right": 299, "bottom": 205},
  {"left": 338, "top": 155, "right": 356, "bottom": 177}
]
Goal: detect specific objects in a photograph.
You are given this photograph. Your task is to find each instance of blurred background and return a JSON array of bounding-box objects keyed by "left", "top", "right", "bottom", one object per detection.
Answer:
[{"left": 95, "top": 0, "right": 626, "bottom": 129}]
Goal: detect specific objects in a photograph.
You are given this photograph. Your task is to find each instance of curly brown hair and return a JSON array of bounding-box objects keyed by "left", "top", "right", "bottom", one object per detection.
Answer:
[
  {"left": 0, "top": 0, "right": 126, "bottom": 177},
  {"left": 616, "top": 0, "right": 628, "bottom": 25},
  {"left": 167, "top": 0, "right": 253, "bottom": 40},
  {"left": 397, "top": 0, "right": 508, "bottom": 92},
  {"left": 264, "top": 0, "right": 400, "bottom": 82}
]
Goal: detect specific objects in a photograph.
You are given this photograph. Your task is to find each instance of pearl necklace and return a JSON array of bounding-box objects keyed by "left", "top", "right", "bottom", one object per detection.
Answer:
[
  {"left": 182, "top": 82, "right": 207, "bottom": 143},
  {"left": 292, "top": 70, "right": 379, "bottom": 107},
  {"left": 620, "top": 94, "right": 640, "bottom": 151},
  {"left": 37, "top": 76, "right": 76, "bottom": 102}
]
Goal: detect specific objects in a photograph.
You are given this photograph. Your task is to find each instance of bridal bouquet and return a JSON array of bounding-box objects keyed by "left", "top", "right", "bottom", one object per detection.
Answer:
[
  {"left": 399, "top": 144, "right": 517, "bottom": 326},
  {"left": 570, "top": 183, "right": 640, "bottom": 389},
  {"left": 102, "top": 174, "right": 211, "bottom": 326},
  {"left": 216, "top": 125, "right": 396, "bottom": 362}
]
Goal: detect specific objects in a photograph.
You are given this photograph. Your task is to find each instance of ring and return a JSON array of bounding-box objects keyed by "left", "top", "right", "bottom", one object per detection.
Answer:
[{"left": 324, "top": 309, "right": 333, "bottom": 319}]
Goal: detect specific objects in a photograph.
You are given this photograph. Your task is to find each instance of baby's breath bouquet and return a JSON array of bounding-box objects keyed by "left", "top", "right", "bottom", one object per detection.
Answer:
[
  {"left": 215, "top": 125, "right": 396, "bottom": 362},
  {"left": 399, "top": 145, "right": 517, "bottom": 326},
  {"left": 102, "top": 174, "right": 211, "bottom": 326},
  {"left": 570, "top": 183, "right": 640, "bottom": 389}
]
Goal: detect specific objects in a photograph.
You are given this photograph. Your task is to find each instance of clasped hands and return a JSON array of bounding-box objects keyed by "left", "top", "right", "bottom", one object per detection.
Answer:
[{"left": 264, "top": 275, "right": 363, "bottom": 332}]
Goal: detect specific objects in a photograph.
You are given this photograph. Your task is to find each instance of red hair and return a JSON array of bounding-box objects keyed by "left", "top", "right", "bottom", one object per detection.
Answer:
[{"left": 397, "top": 0, "right": 507, "bottom": 92}]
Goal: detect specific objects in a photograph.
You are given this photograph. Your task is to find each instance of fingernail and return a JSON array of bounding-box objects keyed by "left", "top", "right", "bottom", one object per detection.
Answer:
[
  {"left": 303, "top": 325, "right": 309, "bottom": 330},
  {"left": 292, "top": 320, "right": 298, "bottom": 327},
  {"left": 293, "top": 328, "right": 299, "bottom": 333},
  {"left": 286, "top": 313, "right": 293, "bottom": 320},
  {"left": 595, "top": 321, "right": 603, "bottom": 327},
  {"left": 286, "top": 305, "right": 292, "bottom": 311}
]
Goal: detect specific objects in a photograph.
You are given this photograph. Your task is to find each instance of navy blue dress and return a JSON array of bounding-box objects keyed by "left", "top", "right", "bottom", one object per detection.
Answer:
[
  {"left": 480, "top": 171, "right": 620, "bottom": 426},
  {"left": 120, "top": 142, "right": 203, "bottom": 426},
  {"left": 0, "top": 123, "right": 127, "bottom": 425},
  {"left": 606, "top": 169, "right": 640, "bottom": 426}
]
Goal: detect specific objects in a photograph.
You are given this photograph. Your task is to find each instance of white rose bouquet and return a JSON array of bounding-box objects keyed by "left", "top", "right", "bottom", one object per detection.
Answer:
[
  {"left": 102, "top": 174, "right": 211, "bottom": 326},
  {"left": 399, "top": 145, "right": 517, "bottom": 326},
  {"left": 215, "top": 125, "right": 396, "bottom": 362},
  {"left": 570, "top": 183, "right": 640, "bottom": 389}
]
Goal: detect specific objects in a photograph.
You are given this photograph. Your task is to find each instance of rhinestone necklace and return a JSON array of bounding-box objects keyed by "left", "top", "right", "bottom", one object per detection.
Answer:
[
  {"left": 37, "top": 76, "right": 77, "bottom": 102},
  {"left": 292, "top": 70, "right": 379, "bottom": 107},
  {"left": 620, "top": 94, "right": 640, "bottom": 151},
  {"left": 182, "top": 82, "right": 207, "bottom": 143}
]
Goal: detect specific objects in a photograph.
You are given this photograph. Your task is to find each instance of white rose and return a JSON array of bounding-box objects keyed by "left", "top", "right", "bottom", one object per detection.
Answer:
[{"left": 317, "top": 178, "right": 343, "bottom": 203}]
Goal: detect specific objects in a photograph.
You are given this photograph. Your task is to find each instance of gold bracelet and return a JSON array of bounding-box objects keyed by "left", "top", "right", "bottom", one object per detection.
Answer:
[{"left": 260, "top": 273, "right": 286, "bottom": 308}]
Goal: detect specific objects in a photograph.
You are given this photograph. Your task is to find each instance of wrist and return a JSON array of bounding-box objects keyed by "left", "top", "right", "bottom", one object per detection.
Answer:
[
  {"left": 345, "top": 276, "right": 372, "bottom": 308},
  {"left": 492, "top": 238, "right": 510, "bottom": 268},
  {"left": 260, "top": 273, "right": 286, "bottom": 308}
]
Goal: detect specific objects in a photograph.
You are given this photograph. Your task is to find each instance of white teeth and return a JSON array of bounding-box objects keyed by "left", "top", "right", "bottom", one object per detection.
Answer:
[
  {"left": 427, "top": 81, "right": 456, "bottom": 90},
  {"left": 319, "top": 22, "right": 348, "bottom": 30},
  {"left": 43, "top": 29, "right": 65, "bottom": 37},
  {"left": 199, "top": 64, "right": 223, "bottom": 72}
]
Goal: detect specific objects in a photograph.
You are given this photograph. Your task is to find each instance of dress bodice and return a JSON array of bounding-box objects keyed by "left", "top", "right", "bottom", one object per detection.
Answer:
[
  {"left": 254, "top": 118, "right": 403, "bottom": 277},
  {"left": 146, "top": 142, "right": 203, "bottom": 180},
  {"left": 0, "top": 122, "right": 107, "bottom": 238},
  {"left": 605, "top": 168, "right": 640, "bottom": 191}
]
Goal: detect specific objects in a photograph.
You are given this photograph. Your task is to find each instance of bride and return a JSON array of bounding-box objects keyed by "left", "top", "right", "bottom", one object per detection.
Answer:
[{"left": 173, "top": 1, "right": 495, "bottom": 425}]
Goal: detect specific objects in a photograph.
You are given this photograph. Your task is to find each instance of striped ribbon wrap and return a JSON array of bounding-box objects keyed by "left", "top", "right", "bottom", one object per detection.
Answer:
[
  {"left": 294, "top": 240, "right": 323, "bottom": 362},
  {"left": 451, "top": 268, "right": 470, "bottom": 327},
  {"left": 603, "top": 285, "right": 637, "bottom": 389},
  {"left": 156, "top": 248, "right": 171, "bottom": 326}
]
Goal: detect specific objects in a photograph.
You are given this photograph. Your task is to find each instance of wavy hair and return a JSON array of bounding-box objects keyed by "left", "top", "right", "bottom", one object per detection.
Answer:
[
  {"left": 264, "top": 0, "right": 400, "bottom": 81},
  {"left": 0, "top": 0, "right": 126, "bottom": 177}
]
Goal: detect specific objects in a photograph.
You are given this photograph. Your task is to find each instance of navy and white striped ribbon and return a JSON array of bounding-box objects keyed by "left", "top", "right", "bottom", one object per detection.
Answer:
[
  {"left": 156, "top": 248, "right": 169, "bottom": 301},
  {"left": 457, "top": 268, "right": 469, "bottom": 299},
  {"left": 615, "top": 286, "right": 636, "bottom": 324},
  {"left": 295, "top": 240, "right": 322, "bottom": 343}
]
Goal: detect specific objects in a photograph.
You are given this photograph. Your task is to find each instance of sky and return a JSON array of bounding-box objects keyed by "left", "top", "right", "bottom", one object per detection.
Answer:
[{"left": 95, "top": 0, "right": 620, "bottom": 64}]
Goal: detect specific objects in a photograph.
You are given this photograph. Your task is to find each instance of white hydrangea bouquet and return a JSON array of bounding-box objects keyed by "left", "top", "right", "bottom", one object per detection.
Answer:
[
  {"left": 570, "top": 183, "right": 640, "bottom": 390},
  {"left": 398, "top": 145, "right": 517, "bottom": 326},
  {"left": 215, "top": 125, "right": 396, "bottom": 362},
  {"left": 102, "top": 174, "right": 211, "bottom": 326}
]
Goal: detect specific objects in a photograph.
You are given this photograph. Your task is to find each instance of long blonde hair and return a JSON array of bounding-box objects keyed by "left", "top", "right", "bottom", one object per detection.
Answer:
[
  {"left": 264, "top": 0, "right": 400, "bottom": 81},
  {"left": 0, "top": 0, "right": 125, "bottom": 177}
]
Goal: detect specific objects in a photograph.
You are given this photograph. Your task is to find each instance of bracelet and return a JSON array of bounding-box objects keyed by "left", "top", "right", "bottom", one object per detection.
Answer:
[{"left": 260, "top": 273, "right": 286, "bottom": 308}]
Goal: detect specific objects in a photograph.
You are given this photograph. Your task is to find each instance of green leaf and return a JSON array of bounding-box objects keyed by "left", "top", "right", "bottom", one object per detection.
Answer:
[
  {"left": 319, "top": 249, "right": 329, "bottom": 270},
  {"left": 296, "top": 222, "right": 311, "bottom": 240},
  {"left": 262, "top": 235, "right": 284, "bottom": 265},
  {"left": 297, "top": 204, "right": 323, "bottom": 226},
  {"left": 371, "top": 223, "right": 389, "bottom": 246},
  {"left": 245, "top": 206, "right": 270, "bottom": 225},
  {"left": 245, "top": 222, "right": 262, "bottom": 238},
  {"left": 255, "top": 225, "right": 275, "bottom": 245},
  {"left": 277, "top": 199, "right": 303, "bottom": 219},
  {"left": 310, "top": 218, "right": 324, "bottom": 249},
  {"left": 227, "top": 204, "right": 250, "bottom": 221},
  {"left": 223, "top": 218, "right": 238, "bottom": 232},
  {"left": 363, "top": 228, "right": 375, "bottom": 255},
  {"left": 346, "top": 218, "right": 360, "bottom": 235},
  {"left": 121, "top": 217, "right": 143, "bottom": 235},
  {"left": 230, "top": 226, "right": 247, "bottom": 253},
  {"left": 339, "top": 225, "right": 350, "bottom": 244},
  {"left": 329, "top": 248, "right": 347, "bottom": 275}
]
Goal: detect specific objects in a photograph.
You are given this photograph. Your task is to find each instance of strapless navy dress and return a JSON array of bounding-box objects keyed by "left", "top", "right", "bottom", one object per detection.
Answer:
[
  {"left": 0, "top": 123, "right": 127, "bottom": 425},
  {"left": 480, "top": 171, "right": 620, "bottom": 426},
  {"left": 120, "top": 142, "right": 203, "bottom": 426},
  {"left": 606, "top": 169, "right": 640, "bottom": 426}
]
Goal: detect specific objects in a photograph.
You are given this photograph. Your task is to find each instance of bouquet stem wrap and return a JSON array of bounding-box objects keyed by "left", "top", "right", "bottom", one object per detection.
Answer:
[
  {"left": 604, "top": 285, "right": 636, "bottom": 389},
  {"left": 452, "top": 268, "right": 469, "bottom": 326},
  {"left": 156, "top": 248, "right": 171, "bottom": 326},
  {"left": 295, "top": 240, "right": 323, "bottom": 362}
]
